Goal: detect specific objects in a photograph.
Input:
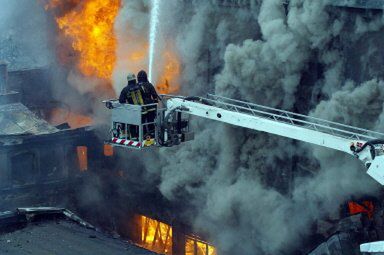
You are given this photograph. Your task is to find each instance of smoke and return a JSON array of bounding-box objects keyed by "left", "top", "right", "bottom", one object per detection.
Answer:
[
  {"left": 126, "top": 0, "right": 384, "bottom": 254},
  {"left": 175, "top": 1, "right": 260, "bottom": 96},
  {"left": 113, "top": 0, "right": 181, "bottom": 92},
  {"left": 6, "top": 0, "right": 381, "bottom": 254},
  {"left": 0, "top": 0, "right": 53, "bottom": 69},
  {"left": 113, "top": 0, "right": 150, "bottom": 93},
  {"left": 215, "top": 0, "right": 343, "bottom": 107},
  {"left": 4, "top": 0, "right": 382, "bottom": 254},
  {"left": 311, "top": 79, "right": 384, "bottom": 129}
]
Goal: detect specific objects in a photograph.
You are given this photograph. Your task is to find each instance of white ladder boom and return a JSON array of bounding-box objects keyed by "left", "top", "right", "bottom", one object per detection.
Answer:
[{"left": 166, "top": 94, "right": 384, "bottom": 185}]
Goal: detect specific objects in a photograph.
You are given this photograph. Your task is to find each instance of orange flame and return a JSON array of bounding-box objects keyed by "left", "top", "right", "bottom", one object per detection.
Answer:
[
  {"left": 46, "top": 0, "right": 181, "bottom": 95},
  {"left": 138, "top": 215, "right": 172, "bottom": 255},
  {"left": 129, "top": 45, "right": 148, "bottom": 62},
  {"left": 135, "top": 215, "right": 217, "bottom": 255},
  {"left": 46, "top": 0, "right": 121, "bottom": 80},
  {"left": 156, "top": 49, "right": 181, "bottom": 94},
  {"left": 104, "top": 144, "right": 114, "bottom": 157},
  {"left": 186, "top": 236, "right": 217, "bottom": 255},
  {"left": 76, "top": 146, "right": 88, "bottom": 172},
  {"left": 49, "top": 108, "right": 92, "bottom": 128}
]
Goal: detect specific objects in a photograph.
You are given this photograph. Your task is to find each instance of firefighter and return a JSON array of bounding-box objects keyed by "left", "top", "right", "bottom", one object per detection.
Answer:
[
  {"left": 137, "top": 70, "right": 160, "bottom": 103},
  {"left": 137, "top": 70, "right": 160, "bottom": 137},
  {"left": 119, "top": 73, "right": 140, "bottom": 104},
  {"left": 118, "top": 73, "right": 144, "bottom": 139}
]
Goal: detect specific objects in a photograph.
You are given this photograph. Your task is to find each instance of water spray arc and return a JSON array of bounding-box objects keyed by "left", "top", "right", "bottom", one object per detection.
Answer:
[{"left": 148, "top": 0, "right": 161, "bottom": 83}]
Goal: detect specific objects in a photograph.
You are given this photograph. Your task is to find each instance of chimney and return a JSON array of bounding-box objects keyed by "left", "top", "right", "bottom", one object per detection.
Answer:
[
  {"left": 0, "top": 61, "right": 20, "bottom": 105},
  {"left": 0, "top": 62, "right": 7, "bottom": 94}
]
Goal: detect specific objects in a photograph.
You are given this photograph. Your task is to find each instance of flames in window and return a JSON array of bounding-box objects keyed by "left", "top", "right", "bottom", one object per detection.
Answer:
[
  {"left": 139, "top": 215, "right": 173, "bottom": 255},
  {"left": 186, "top": 236, "right": 217, "bottom": 255},
  {"left": 76, "top": 146, "right": 88, "bottom": 171},
  {"left": 103, "top": 144, "right": 114, "bottom": 157},
  {"left": 136, "top": 215, "right": 217, "bottom": 255}
]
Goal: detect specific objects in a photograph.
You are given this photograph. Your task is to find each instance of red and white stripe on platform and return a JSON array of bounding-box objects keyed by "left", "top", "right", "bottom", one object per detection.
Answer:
[{"left": 111, "top": 138, "right": 142, "bottom": 148}]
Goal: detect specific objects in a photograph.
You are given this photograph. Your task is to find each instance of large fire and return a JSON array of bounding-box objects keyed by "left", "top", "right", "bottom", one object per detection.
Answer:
[
  {"left": 46, "top": 0, "right": 121, "bottom": 81},
  {"left": 45, "top": 0, "right": 180, "bottom": 92},
  {"left": 46, "top": 0, "right": 180, "bottom": 94}
]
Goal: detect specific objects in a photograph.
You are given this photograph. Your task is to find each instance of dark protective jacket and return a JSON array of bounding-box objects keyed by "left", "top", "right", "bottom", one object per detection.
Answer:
[
  {"left": 139, "top": 81, "right": 160, "bottom": 104},
  {"left": 118, "top": 85, "right": 130, "bottom": 104},
  {"left": 119, "top": 80, "right": 145, "bottom": 104},
  {"left": 137, "top": 70, "right": 160, "bottom": 104}
]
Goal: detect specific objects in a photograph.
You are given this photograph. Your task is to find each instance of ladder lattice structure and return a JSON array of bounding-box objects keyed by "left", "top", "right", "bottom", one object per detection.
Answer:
[{"left": 202, "top": 94, "right": 384, "bottom": 142}]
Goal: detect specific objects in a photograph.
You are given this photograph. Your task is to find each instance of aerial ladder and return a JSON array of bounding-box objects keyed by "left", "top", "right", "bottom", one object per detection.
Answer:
[{"left": 103, "top": 94, "right": 384, "bottom": 185}]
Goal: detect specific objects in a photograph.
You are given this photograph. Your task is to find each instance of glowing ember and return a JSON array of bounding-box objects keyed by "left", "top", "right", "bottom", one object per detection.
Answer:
[
  {"left": 103, "top": 144, "right": 114, "bottom": 157},
  {"left": 76, "top": 146, "right": 88, "bottom": 172},
  {"left": 46, "top": 0, "right": 121, "bottom": 80},
  {"left": 156, "top": 50, "right": 181, "bottom": 94}
]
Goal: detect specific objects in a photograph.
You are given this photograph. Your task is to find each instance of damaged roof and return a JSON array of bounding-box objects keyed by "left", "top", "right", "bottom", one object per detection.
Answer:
[
  {"left": 0, "top": 207, "right": 157, "bottom": 255},
  {"left": 0, "top": 103, "right": 58, "bottom": 136}
]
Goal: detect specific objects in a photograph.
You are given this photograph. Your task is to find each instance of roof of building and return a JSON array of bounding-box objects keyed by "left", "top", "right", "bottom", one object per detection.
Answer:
[
  {"left": 0, "top": 207, "right": 157, "bottom": 255},
  {"left": 0, "top": 103, "right": 58, "bottom": 136}
]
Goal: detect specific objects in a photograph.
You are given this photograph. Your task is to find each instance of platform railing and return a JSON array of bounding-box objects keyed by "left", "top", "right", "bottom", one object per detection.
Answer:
[{"left": 104, "top": 100, "right": 159, "bottom": 148}]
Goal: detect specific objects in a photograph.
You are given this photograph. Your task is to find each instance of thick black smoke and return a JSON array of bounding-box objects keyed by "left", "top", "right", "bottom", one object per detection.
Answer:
[
  {"left": 4, "top": 0, "right": 384, "bottom": 254},
  {"left": 113, "top": 0, "right": 384, "bottom": 254}
]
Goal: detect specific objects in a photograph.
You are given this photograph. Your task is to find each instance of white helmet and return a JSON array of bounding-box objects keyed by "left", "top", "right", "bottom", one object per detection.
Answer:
[{"left": 127, "top": 73, "right": 136, "bottom": 82}]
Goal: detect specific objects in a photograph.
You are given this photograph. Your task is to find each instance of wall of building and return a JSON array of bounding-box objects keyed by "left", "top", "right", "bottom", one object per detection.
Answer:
[{"left": 0, "top": 127, "right": 102, "bottom": 210}]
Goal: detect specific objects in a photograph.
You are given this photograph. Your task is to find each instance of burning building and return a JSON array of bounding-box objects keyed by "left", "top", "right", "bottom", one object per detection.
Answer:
[
  {"left": 0, "top": 62, "right": 97, "bottom": 210},
  {"left": 3, "top": 0, "right": 384, "bottom": 254}
]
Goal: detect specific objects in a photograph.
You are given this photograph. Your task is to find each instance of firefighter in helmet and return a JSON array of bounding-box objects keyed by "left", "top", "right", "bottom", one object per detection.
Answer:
[
  {"left": 137, "top": 70, "right": 160, "bottom": 103},
  {"left": 119, "top": 73, "right": 139, "bottom": 104},
  {"left": 137, "top": 70, "right": 159, "bottom": 137},
  {"left": 118, "top": 73, "right": 143, "bottom": 139}
]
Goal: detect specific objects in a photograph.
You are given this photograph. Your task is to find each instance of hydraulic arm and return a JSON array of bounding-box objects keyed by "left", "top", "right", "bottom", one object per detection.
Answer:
[
  {"left": 164, "top": 94, "right": 384, "bottom": 185},
  {"left": 104, "top": 94, "right": 384, "bottom": 185}
]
